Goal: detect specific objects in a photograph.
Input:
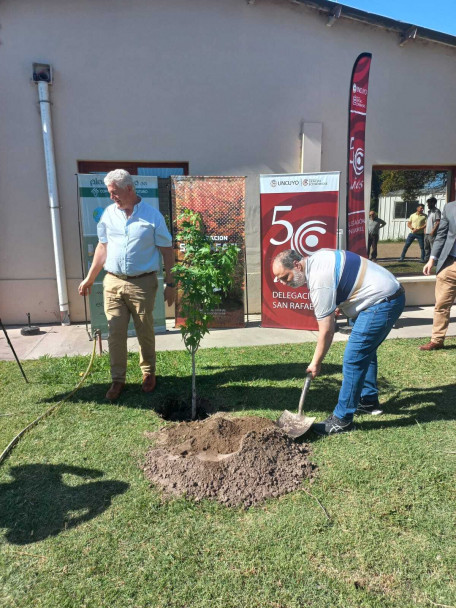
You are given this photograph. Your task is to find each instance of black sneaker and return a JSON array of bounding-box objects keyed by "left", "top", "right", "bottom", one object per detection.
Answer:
[
  {"left": 312, "top": 415, "right": 355, "bottom": 436},
  {"left": 358, "top": 397, "right": 383, "bottom": 416}
]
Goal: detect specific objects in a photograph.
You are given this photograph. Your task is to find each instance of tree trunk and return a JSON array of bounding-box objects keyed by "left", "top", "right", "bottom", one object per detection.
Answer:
[{"left": 191, "top": 348, "right": 197, "bottom": 420}]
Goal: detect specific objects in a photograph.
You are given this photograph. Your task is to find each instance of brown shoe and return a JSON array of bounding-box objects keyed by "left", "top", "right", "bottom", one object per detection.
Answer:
[
  {"left": 419, "top": 341, "right": 444, "bottom": 351},
  {"left": 105, "top": 381, "right": 125, "bottom": 400},
  {"left": 142, "top": 373, "right": 156, "bottom": 393}
]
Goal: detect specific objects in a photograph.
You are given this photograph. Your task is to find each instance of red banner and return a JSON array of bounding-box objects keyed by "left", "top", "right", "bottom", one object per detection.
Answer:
[
  {"left": 260, "top": 173, "right": 339, "bottom": 330},
  {"left": 347, "top": 52, "right": 372, "bottom": 256}
]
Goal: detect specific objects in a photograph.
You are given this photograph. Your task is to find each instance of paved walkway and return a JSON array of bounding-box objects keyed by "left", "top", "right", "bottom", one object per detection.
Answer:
[{"left": 1, "top": 306, "right": 455, "bottom": 361}]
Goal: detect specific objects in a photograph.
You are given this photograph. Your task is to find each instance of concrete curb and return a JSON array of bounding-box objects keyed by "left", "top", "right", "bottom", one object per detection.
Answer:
[{"left": 1, "top": 305, "right": 455, "bottom": 362}]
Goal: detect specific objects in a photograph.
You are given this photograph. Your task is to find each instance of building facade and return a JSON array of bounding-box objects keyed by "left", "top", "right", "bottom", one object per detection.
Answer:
[
  {"left": 1, "top": 0, "right": 456, "bottom": 323},
  {"left": 378, "top": 188, "right": 447, "bottom": 241}
]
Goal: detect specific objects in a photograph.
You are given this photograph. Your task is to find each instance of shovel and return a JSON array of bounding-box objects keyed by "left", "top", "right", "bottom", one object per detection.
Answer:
[{"left": 276, "top": 373, "right": 316, "bottom": 439}]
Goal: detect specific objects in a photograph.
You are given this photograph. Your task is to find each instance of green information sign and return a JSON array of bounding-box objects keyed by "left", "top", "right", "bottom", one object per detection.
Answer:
[{"left": 78, "top": 174, "right": 166, "bottom": 338}]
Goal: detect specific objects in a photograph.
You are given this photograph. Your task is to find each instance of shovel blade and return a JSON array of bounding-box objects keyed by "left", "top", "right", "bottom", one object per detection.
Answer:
[{"left": 276, "top": 410, "right": 316, "bottom": 439}]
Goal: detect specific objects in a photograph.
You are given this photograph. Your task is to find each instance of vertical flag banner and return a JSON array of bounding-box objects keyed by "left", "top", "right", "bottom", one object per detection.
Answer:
[
  {"left": 347, "top": 52, "right": 372, "bottom": 256},
  {"left": 78, "top": 174, "right": 166, "bottom": 337},
  {"left": 260, "top": 172, "right": 340, "bottom": 330},
  {"left": 171, "top": 176, "right": 246, "bottom": 328}
]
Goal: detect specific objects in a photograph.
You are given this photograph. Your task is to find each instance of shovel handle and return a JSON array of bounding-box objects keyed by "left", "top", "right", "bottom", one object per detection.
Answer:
[{"left": 297, "top": 373, "right": 312, "bottom": 417}]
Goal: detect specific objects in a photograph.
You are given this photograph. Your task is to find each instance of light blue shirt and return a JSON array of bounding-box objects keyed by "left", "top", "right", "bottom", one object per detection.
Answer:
[{"left": 97, "top": 201, "right": 172, "bottom": 276}]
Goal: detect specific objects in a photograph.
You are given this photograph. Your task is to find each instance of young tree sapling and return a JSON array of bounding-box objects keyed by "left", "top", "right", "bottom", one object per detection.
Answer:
[{"left": 173, "top": 209, "right": 240, "bottom": 419}]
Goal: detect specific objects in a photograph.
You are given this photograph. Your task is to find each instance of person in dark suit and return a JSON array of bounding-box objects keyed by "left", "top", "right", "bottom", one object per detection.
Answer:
[{"left": 420, "top": 201, "right": 456, "bottom": 350}]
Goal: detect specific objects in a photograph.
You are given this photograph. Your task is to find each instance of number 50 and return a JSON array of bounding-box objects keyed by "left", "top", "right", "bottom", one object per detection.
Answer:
[{"left": 270, "top": 206, "right": 293, "bottom": 246}]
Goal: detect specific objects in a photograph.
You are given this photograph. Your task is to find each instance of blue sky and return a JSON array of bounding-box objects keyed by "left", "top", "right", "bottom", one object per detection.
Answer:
[{"left": 340, "top": 1, "right": 456, "bottom": 36}]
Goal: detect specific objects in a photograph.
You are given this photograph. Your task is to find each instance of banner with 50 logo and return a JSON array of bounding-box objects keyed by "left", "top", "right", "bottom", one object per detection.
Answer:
[{"left": 260, "top": 172, "right": 340, "bottom": 330}]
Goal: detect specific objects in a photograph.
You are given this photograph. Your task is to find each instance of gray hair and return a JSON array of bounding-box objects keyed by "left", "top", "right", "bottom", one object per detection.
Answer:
[
  {"left": 273, "top": 249, "right": 304, "bottom": 269},
  {"left": 104, "top": 169, "right": 135, "bottom": 191}
]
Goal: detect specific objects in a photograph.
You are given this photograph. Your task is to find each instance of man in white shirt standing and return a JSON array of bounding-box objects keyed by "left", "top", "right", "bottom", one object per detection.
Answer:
[
  {"left": 273, "top": 249, "right": 405, "bottom": 435},
  {"left": 79, "top": 169, "right": 175, "bottom": 400},
  {"left": 423, "top": 196, "right": 441, "bottom": 263}
]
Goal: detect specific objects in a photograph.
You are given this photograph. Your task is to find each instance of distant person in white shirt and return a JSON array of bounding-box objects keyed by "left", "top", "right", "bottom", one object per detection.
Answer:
[
  {"left": 273, "top": 249, "right": 405, "bottom": 435},
  {"left": 79, "top": 169, "right": 175, "bottom": 400},
  {"left": 423, "top": 196, "right": 441, "bottom": 263}
]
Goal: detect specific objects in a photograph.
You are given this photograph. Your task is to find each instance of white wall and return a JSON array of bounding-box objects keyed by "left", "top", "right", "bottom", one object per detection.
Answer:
[{"left": 1, "top": 0, "right": 456, "bottom": 323}]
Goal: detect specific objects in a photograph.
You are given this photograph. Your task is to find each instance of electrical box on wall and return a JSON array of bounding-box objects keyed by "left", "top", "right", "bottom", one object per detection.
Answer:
[{"left": 32, "top": 63, "right": 53, "bottom": 84}]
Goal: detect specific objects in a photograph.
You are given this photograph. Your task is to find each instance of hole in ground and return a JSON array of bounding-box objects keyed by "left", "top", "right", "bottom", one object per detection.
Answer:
[{"left": 156, "top": 396, "right": 218, "bottom": 422}]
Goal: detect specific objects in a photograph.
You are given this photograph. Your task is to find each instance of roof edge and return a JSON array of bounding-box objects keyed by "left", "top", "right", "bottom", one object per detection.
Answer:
[{"left": 291, "top": 0, "right": 456, "bottom": 49}]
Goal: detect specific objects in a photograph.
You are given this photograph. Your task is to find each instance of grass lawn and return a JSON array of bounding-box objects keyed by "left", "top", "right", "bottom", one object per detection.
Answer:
[
  {"left": 374, "top": 241, "right": 437, "bottom": 277},
  {"left": 1, "top": 339, "right": 455, "bottom": 608},
  {"left": 378, "top": 259, "right": 431, "bottom": 276},
  {"left": 377, "top": 258, "right": 438, "bottom": 277}
]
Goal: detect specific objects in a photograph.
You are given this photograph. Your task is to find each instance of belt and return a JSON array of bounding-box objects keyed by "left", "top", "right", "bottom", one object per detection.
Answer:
[
  {"left": 448, "top": 255, "right": 456, "bottom": 261},
  {"left": 107, "top": 271, "right": 156, "bottom": 280},
  {"left": 381, "top": 285, "right": 405, "bottom": 303}
]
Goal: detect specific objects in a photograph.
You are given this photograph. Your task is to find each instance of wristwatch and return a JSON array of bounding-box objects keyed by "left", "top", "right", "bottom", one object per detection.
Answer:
[{"left": 166, "top": 282, "right": 175, "bottom": 288}]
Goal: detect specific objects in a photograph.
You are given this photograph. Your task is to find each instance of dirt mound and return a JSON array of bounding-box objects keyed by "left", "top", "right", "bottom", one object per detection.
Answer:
[{"left": 143, "top": 414, "right": 315, "bottom": 508}]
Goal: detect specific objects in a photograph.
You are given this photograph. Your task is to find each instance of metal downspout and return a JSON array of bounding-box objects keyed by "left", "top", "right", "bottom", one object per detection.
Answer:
[{"left": 37, "top": 80, "right": 70, "bottom": 325}]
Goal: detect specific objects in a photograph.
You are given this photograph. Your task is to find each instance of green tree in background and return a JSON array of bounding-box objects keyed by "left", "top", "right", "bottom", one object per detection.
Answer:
[
  {"left": 376, "top": 169, "right": 447, "bottom": 203},
  {"left": 370, "top": 170, "right": 383, "bottom": 211}
]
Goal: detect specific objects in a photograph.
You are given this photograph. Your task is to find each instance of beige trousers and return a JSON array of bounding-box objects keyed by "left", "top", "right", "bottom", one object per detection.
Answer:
[
  {"left": 432, "top": 258, "right": 456, "bottom": 345},
  {"left": 103, "top": 272, "right": 158, "bottom": 382}
]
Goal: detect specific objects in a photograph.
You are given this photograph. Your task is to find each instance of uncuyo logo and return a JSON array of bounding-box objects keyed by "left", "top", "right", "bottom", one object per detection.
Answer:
[
  {"left": 292, "top": 220, "right": 327, "bottom": 256},
  {"left": 270, "top": 179, "right": 277, "bottom": 188},
  {"left": 353, "top": 84, "right": 368, "bottom": 95}
]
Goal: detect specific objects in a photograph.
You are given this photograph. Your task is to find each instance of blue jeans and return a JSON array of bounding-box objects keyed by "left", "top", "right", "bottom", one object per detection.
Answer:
[
  {"left": 333, "top": 293, "right": 405, "bottom": 421},
  {"left": 400, "top": 232, "right": 425, "bottom": 261}
]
